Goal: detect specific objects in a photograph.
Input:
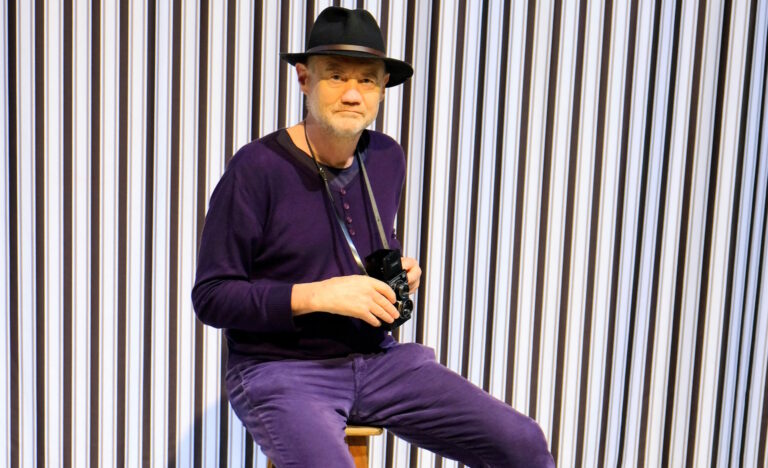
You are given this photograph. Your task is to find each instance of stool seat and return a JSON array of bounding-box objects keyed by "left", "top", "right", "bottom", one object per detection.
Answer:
[
  {"left": 344, "top": 426, "right": 383, "bottom": 437},
  {"left": 266, "top": 425, "right": 383, "bottom": 468}
]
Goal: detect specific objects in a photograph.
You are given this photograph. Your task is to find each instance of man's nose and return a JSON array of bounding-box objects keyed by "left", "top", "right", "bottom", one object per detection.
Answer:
[{"left": 340, "top": 81, "right": 364, "bottom": 103}]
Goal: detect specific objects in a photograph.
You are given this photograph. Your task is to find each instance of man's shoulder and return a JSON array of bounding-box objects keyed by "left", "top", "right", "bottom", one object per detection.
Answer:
[
  {"left": 365, "top": 130, "right": 405, "bottom": 155},
  {"left": 228, "top": 130, "right": 291, "bottom": 171}
]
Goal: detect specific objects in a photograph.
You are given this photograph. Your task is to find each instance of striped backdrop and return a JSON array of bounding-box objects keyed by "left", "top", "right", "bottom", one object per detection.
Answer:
[{"left": 3, "top": 0, "right": 768, "bottom": 467}]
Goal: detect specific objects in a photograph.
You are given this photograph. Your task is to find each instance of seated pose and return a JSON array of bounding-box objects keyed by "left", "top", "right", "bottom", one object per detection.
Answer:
[{"left": 192, "top": 7, "right": 554, "bottom": 467}]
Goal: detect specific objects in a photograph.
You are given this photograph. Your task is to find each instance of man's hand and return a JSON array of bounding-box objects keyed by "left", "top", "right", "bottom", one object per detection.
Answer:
[
  {"left": 401, "top": 256, "right": 421, "bottom": 293},
  {"left": 292, "top": 276, "right": 399, "bottom": 327}
]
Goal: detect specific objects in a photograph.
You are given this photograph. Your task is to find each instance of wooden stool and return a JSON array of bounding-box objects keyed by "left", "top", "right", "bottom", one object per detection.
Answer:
[{"left": 266, "top": 425, "right": 383, "bottom": 468}]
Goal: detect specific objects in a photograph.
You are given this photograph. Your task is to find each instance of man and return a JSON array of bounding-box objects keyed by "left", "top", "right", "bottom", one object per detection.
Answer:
[{"left": 192, "top": 7, "right": 554, "bottom": 467}]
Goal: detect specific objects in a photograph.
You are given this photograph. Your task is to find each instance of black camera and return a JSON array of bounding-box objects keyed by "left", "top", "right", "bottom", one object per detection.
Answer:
[{"left": 365, "top": 249, "right": 413, "bottom": 330}]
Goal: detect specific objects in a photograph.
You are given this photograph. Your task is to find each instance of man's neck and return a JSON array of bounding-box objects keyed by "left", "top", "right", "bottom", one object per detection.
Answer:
[{"left": 287, "top": 120, "right": 360, "bottom": 169}]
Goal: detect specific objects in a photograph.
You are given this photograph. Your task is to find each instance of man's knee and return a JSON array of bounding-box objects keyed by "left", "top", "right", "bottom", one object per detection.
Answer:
[{"left": 493, "top": 413, "right": 555, "bottom": 467}]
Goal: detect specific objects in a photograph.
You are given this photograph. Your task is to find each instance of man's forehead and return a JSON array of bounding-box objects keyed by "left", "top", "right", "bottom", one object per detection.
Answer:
[{"left": 310, "top": 55, "right": 386, "bottom": 73}]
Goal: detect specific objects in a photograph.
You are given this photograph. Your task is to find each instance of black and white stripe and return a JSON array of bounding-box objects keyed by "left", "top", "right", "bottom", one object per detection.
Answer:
[{"left": 3, "top": 1, "right": 768, "bottom": 467}]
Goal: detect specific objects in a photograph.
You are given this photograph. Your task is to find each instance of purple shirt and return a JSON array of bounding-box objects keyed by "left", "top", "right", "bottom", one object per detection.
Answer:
[{"left": 192, "top": 129, "right": 405, "bottom": 363}]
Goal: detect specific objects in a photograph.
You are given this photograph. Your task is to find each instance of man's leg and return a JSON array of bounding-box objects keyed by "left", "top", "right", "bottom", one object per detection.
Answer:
[
  {"left": 226, "top": 358, "right": 357, "bottom": 468},
  {"left": 355, "top": 343, "right": 555, "bottom": 468}
]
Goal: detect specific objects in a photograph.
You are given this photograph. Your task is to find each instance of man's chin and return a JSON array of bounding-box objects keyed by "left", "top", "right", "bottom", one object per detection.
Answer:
[{"left": 329, "top": 122, "right": 371, "bottom": 138}]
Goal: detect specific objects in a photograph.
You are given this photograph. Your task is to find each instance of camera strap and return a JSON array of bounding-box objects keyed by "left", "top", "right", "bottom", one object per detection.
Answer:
[{"left": 304, "top": 123, "right": 390, "bottom": 275}]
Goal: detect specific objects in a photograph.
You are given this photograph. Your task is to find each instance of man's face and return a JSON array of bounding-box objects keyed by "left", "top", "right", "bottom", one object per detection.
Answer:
[{"left": 299, "top": 55, "right": 389, "bottom": 138}]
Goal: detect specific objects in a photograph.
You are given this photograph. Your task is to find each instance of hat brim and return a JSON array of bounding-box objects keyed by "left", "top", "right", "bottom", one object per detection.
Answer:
[{"left": 281, "top": 50, "right": 413, "bottom": 88}]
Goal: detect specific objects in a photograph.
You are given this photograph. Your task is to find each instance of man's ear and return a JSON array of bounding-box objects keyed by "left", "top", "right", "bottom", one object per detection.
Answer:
[{"left": 296, "top": 63, "right": 310, "bottom": 93}]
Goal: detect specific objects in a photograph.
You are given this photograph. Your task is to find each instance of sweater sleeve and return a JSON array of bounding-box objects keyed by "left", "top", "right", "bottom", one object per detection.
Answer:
[{"left": 191, "top": 153, "right": 296, "bottom": 333}]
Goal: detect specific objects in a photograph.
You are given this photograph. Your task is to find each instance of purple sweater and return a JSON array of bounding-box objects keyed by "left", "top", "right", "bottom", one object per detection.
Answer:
[{"left": 192, "top": 129, "right": 405, "bottom": 363}]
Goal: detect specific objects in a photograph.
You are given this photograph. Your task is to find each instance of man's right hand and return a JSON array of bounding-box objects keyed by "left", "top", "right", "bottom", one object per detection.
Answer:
[{"left": 291, "top": 275, "right": 400, "bottom": 327}]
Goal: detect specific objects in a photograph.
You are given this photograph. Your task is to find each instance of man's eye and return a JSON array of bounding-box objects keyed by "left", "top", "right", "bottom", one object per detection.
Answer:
[{"left": 330, "top": 74, "right": 344, "bottom": 81}]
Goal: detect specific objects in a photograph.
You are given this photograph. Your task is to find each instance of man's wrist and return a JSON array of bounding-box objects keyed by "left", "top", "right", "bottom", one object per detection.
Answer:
[{"left": 291, "top": 282, "right": 317, "bottom": 315}]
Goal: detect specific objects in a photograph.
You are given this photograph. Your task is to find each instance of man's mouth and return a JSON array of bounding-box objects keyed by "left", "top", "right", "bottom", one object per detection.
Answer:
[{"left": 335, "top": 109, "right": 362, "bottom": 116}]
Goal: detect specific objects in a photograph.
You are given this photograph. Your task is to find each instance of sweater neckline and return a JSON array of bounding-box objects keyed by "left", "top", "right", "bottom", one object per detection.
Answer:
[{"left": 276, "top": 128, "right": 369, "bottom": 190}]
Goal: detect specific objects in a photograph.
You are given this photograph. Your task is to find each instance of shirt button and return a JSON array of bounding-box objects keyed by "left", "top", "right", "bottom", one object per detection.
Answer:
[
  {"left": 349, "top": 229, "right": 356, "bottom": 236},
  {"left": 343, "top": 202, "right": 350, "bottom": 210},
  {"left": 346, "top": 216, "right": 353, "bottom": 224},
  {"left": 340, "top": 188, "right": 347, "bottom": 195}
]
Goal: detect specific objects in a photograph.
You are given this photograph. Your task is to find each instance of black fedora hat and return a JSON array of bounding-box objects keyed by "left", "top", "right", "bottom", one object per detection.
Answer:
[{"left": 281, "top": 7, "right": 413, "bottom": 87}]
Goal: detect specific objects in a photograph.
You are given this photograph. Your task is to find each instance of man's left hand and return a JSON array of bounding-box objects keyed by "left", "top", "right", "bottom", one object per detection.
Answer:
[{"left": 401, "top": 256, "right": 421, "bottom": 293}]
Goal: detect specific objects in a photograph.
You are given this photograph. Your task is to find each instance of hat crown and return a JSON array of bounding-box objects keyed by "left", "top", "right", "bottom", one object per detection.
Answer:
[
  {"left": 281, "top": 6, "right": 413, "bottom": 87},
  {"left": 307, "top": 7, "right": 385, "bottom": 53}
]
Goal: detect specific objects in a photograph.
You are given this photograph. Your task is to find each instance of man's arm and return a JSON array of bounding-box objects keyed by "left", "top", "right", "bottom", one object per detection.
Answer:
[
  {"left": 291, "top": 276, "right": 399, "bottom": 327},
  {"left": 291, "top": 256, "right": 420, "bottom": 327},
  {"left": 192, "top": 156, "right": 297, "bottom": 333}
]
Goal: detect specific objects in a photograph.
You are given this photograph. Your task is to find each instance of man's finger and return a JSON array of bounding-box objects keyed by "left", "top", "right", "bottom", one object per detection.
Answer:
[
  {"left": 362, "top": 312, "right": 381, "bottom": 327},
  {"left": 368, "top": 277, "right": 397, "bottom": 303},
  {"left": 373, "top": 295, "right": 399, "bottom": 320},
  {"left": 370, "top": 302, "right": 395, "bottom": 323}
]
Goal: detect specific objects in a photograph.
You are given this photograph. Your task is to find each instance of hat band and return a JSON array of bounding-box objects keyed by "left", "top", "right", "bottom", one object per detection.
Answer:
[{"left": 306, "top": 44, "right": 386, "bottom": 57}]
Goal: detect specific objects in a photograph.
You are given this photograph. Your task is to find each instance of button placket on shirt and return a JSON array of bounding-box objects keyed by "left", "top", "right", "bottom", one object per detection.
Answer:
[{"left": 339, "top": 187, "right": 356, "bottom": 236}]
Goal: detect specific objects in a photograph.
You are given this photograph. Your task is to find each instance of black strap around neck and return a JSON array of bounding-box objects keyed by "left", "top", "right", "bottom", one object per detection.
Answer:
[{"left": 303, "top": 123, "right": 390, "bottom": 274}]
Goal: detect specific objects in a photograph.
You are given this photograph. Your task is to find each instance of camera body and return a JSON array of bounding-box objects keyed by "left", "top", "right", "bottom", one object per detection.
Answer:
[{"left": 364, "top": 249, "right": 413, "bottom": 330}]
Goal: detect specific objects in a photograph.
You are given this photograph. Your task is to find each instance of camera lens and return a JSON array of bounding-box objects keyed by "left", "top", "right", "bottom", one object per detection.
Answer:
[
  {"left": 396, "top": 283, "right": 409, "bottom": 297},
  {"left": 400, "top": 299, "right": 413, "bottom": 316}
]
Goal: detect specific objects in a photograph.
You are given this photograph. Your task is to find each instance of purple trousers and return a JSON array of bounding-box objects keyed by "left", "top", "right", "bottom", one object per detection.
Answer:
[{"left": 226, "top": 342, "right": 555, "bottom": 467}]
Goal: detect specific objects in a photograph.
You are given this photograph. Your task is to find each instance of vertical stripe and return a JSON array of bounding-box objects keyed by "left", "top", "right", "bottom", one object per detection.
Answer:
[
  {"left": 219, "top": 5, "right": 237, "bottom": 466},
  {"left": 530, "top": 0, "right": 563, "bottom": 417},
  {"left": 244, "top": 439, "right": 254, "bottom": 468},
  {"left": 685, "top": 0, "right": 732, "bottom": 465},
  {"left": 748, "top": 185, "right": 768, "bottom": 465},
  {"left": 223, "top": 0, "right": 237, "bottom": 162},
  {"left": 481, "top": 0, "right": 511, "bottom": 394},
  {"left": 388, "top": 1, "right": 417, "bottom": 460},
  {"left": 393, "top": 0, "right": 415, "bottom": 252},
  {"left": 438, "top": 0, "right": 467, "bottom": 367},
  {"left": 638, "top": 0, "right": 683, "bottom": 464},
  {"left": 414, "top": 0, "right": 440, "bottom": 347},
  {"left": 576, "top": 1, "right": 613, "bottom": 466},
  {"left": 504, "top": 0, "right": 535, "bottom": 406},
  {"left": 661, "top": 0, "right": 710, "bottom": 465},
  {"left": 277, "top": 0, "right": 290, "bottom": 129},
  {"left": 299, "top": 0, "right": 314, "bottom": 121},
  {"left": 712, "top": 0, "right": 759, "bottom": 464},
  {"left": 193, "top": 1, "right": 210, "bottom": 466},
  {"left": 760, "top": 353, "right": 768, "bottom": 466},
  {"left": 166, "top": 0, "right": 184, "bottom": 463},
  {"left": 618, "top": 0, "right": 663, "bottom": 463},
  {"left": 736, "top": 27, "right": 768, "bottom": 465},
  {"left": 410, "top": 1, "right": 442, "bottom": 464},
  {"left": 7, "top": 0, "right": 20, "bottom": 465},
  {"left": 62, "top": 0, "right": 74, "bottom": 464},
  {"left": 218, "top": 348, "right": 229, "bottom": 464},
  {"left": 599, "top": 0, "right": 639, "bottom": 465},
  {"left": 305, "top": 1, "right": 314, "bottom": 41},
  {"left": 89, "top": 0, "right": 102, "bottom": 464},
  {"left": 460, "top": 0, "right": 489, "bottom": 380},
  {"left": 142, "top": 0, "right": 157, "bottom": 464},
  {"left": 34, "top": 0, "right": 46, "bottom": 463},
  {"left": 551, "top": 0, "right": 587, "bottom": 460},
  {"left": 374, "top": 1, "right": 387, "bottom": 134},
  {"left": 116, "top": 0, "right": 130, "bottom": 464},
  {"left": 250, "top": 1, "right": 263, "bottom": 142}
]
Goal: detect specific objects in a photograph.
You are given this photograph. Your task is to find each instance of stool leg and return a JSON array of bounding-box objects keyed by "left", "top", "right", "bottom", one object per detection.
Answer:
[{"left": 345, "top": 435, "right": 369, "bottom": 468}]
